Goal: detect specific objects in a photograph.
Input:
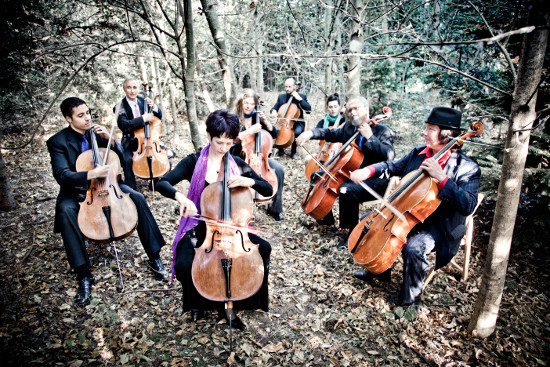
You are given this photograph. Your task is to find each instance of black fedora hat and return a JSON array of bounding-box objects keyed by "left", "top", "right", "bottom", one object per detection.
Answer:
[{"left": 426, "top": 106, "right": 463, "bottom": 130}]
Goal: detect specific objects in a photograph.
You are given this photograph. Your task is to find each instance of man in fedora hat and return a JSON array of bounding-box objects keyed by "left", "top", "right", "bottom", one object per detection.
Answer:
[{"left": 348, "top": 106, "right": 481, "bottom": 311}]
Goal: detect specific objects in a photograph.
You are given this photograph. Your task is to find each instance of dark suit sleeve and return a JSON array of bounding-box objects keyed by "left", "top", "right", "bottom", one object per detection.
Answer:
[
  {"left": 46, "top": 136, "right": 89, "bottom": 190},
  {"left": 234, "top": 157, "right": 273, "bottom": 197},
  {"left": 117, "top": 103, "right": 146, "bottom": 135},
  {"left": 439, "top": 156, "right": 481, "bottom": 216},
  {"left": 153, "top": 106, "right": 162, "bottom": 120},
  {"left": 271, "top": 95, "right": 284, "bottom": 114},
  {"left": 362, "top": 125, "right": 395, "bottom": 161},
  {"left": 371, "top": 147, "right": 420, "bottom": 178},
  {"left": 311, "top": 125, "right": 347, "bottom": 142},
  {"left": 298, "top": 93, "right": 311, "bottom": 113}
]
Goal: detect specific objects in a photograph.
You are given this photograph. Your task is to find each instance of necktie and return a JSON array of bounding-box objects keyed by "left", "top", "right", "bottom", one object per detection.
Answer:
[
  {"left": 81, "top": 133, "right": 90, "bottom": 153},
  {"left": 355, "top": 129, "right": 365, "bottom": 149},
  {"left": 133, "top": 102, "right": 140, "bottom": 118}
]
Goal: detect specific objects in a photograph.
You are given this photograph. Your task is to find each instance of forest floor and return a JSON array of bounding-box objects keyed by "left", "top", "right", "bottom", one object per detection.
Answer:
[{"left": 1, "top": 94, "right": 549, "bottom": 366}]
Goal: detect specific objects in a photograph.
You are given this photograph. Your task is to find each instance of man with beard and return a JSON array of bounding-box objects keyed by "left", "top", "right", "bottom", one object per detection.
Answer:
[{"left": 296, "top": 96, "right": 395, "bottom": 248}]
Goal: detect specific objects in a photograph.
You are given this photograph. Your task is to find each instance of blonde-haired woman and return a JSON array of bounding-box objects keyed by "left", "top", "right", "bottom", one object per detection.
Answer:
[{"left": 231, "top": 89, "right": 285, "bottom": 221}]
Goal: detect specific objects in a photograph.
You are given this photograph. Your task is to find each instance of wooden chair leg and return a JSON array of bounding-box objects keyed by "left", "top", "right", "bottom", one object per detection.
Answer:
[
  {"left": 424, "top": 266, "right": 436, "bottom": 287},
  {"left": 462, "top": 219, "right": 474, "bottom": 281}
]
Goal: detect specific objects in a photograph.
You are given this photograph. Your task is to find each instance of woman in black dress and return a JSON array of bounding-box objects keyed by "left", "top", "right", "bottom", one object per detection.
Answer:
[{"left": 157, "top": 110, "right": 273, "bottom": 329}]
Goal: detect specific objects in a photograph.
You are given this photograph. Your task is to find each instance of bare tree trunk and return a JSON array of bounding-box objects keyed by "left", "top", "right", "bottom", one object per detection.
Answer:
[
  {"left": 0, "top": 148, "right": 17, "bottom": 211},
  {"left": 346, "top": 0, "right": 364, "bottom": 99},
  {"left": 138, "top": 56, "right": 148, "bottom": 82},
  {"left": 195, "top": 51, "right": 216, "bottom": 113},
  {"left": 179, "top": 0, "right": 203, "bottom": 151},
  {"left": 200, "top": 0, "right": 237, "bottom": 109},
  {"left": 253, "top": 6, "right": 264, "bottom": 93},
  {"left": 324, "top": 0, "right": 333, "bottom": 94},
  {"left": 467, "top": 0, "right": 549, "bottom": 338}
]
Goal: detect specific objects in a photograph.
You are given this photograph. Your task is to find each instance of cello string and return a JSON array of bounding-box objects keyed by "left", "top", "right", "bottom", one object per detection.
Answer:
[
  {"left": 357, "top": 181, "right": 406, "bottom": 222},
  {"left": 300, "top": 146, "right": 338, "bottom": 182}
]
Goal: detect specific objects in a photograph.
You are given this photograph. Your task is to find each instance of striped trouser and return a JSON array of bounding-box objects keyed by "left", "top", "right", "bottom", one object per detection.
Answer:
[{"left": 400, "top": 229, "right": 439, "bottom": 304}]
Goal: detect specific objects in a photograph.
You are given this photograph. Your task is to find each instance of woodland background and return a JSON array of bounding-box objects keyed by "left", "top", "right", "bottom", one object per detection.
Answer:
[{"left": 0, "top": 0, "right": 549, "bottom": 365}]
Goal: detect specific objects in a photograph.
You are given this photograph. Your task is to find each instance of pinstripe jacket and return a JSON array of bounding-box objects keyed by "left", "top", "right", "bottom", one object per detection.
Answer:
[{"left": 371, "top": 146, "right": 481, "bottom": 269}]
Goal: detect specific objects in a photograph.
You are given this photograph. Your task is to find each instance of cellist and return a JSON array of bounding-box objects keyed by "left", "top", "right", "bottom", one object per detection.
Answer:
[
  {"left": 269, "top": 78, "right": 311, "bottom": 159},
  {"left": 349, "top": 107, "right": 481, "bottom": 310},
  {"left": 156, "top": 110, "right": 273, "bottom": 329},
  {"left": 116, "top": 77, "right": 173, "bottom": 189},
  {"left": 296, "top": 96, "right": 394, "bottom": 247},
  {"left": 231, "top": 89, "right": 285, "bottom": 221},
  {"left": 46, "top": 97, "right": 170, "bottom": 307}
]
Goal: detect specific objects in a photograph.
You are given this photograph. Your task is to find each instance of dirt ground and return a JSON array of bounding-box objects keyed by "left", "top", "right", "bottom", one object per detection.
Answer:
[{"left": 0, "top": 95, "right": 548, "bottom": 366}]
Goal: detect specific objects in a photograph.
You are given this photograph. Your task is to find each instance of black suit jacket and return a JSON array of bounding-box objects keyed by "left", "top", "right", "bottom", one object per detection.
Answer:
[
  {"left": 312, "top": 121, "right": 395, "bottom": 167},
  {"left": 270, "top": 92, "right": 311, "bottom": 120},
  {"left": 371, "top": 146, "right": 481, "bottom": 269},
  {"left": 46, "top": 127, "right": 124, "bottom": 232},
  {"left": 117, "top": 97, "right": 162, "bottom": 150}
]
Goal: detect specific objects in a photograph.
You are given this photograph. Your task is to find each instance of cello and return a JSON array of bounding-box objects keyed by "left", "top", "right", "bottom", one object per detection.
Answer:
[
  {"left": 240, "top": 103, "right": 278, "bottom": 202},
  {"left": 76, "top": 116, "right": 138, "bottom": 243},
  {"left": 274, "top": 84, "right": 302, "bottom": 149},
  {"left": 132, "top": 83, "right": 170, "bottom": 182},
  {"left": 304, "top": 113, "right": 344, "bottom": 180},
  {"left": 348, "top": 122, "right": 484, "bottom": 274},
  {"left": 301, "top": 108, "right": 392, "bottom": 220},
  {"left": 191, "top": 152, "right": 264, "bottom": 349}
]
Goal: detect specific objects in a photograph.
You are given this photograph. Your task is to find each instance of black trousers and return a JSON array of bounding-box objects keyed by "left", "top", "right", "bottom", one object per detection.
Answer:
[
  {"left": 400, "top": 227, "right": 440, "bottom": 304},
  {"left": 122, "top": 146, "right": 174, "bottom": 190},
  {"left": 175, "top": 229, "right": 271, "bottom": 312},
  {"left": 266, "top": 158, "right": 284, "bottom": 214},
  {"left": 325, "top": 177, "right": 389, "bottom": 229},
  {"left": 56, "top": 183, "right": 165, "bottom": 271},
  {"left": 122, "top": 148, "right": 138, "bottom": 190}
]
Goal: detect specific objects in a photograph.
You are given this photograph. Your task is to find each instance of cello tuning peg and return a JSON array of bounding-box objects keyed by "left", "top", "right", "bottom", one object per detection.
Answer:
[
  {"left": 91, "top": 112, "right": 99, "bottom": 119},
  {"left": 259, "top": 100, "right": 265, "bottom": 106}
]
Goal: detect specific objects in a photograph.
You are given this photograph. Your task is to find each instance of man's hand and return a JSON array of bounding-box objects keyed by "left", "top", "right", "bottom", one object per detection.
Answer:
[
  {"left": 91, "top": 124, "right": 111, "bottom": 141},
  {"left": 357, "top": 121, "right": 373, "bottom": 140},
  {"left": 420, "top": 158, "right": 447, "bottom": 182},
  {"left": 296, "top": 131, "right": 313, "bottom": 146},
  {"left": 144, "top": 97, "right": 155, "bottom": 108},
  {"left": 142, "top": 112, "right": 154, "bottom": 122},
  {"left": 350, "top": 167, "right": 374, "bottom": 184},
  {"left": 291, "top": 91, "right": 302, "bottom": 101}
]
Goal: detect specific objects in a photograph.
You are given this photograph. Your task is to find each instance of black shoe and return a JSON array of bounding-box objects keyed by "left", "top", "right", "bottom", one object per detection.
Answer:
[
  {"left": 190, "top": 309, "right": 204, "bottom": 322},
  {"left": 147, "top": 258, "right": 170, "bottom": 282},
  {"left": 337, "top": 230, "right": 350, "bottom": 249},
  {"left": 219, "top": 310, "right": 245, "bottom": 330},
  {"left": 353, "top": 269, "right": 391, "bottom": 283},
  {"left": 227, "top": 315, "right": 245, "bottom": 330},
  {"left": 337, "top": 236, "right": 348, "bottom": 249},
  {"left": 267, "top": 212, "right": 284, "bottom": 221},
  {"left": 317, "top": 215, "right": 335, "bottom": 226},
  {"left": 74, "top": 276, "right": 94, "bottom": 307},
  {"left": 400, "top": 299, "right": 423, "bottom": 313},
  {"left": 277, "top": 149, "right": 285, "bottom": 157}
]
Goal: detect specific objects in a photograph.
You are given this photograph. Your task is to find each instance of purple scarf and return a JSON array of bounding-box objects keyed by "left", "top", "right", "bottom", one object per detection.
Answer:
[{"left": 170, "top": 145, "right": 241, "bottom": 281}]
